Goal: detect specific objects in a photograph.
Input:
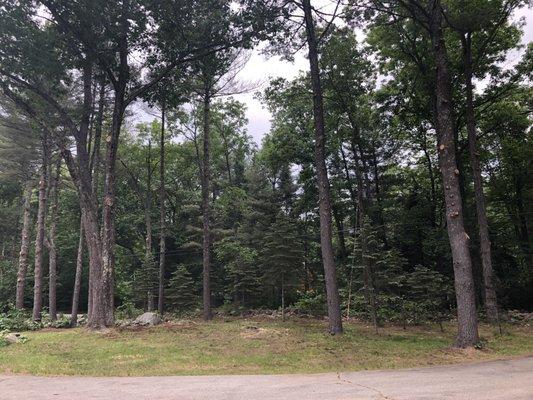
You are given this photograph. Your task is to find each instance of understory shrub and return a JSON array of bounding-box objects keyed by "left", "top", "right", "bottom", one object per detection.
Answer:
[
  {"left": 0, "top": 308, "right": 40, "bottom": 332},
  {"left": 293, "top": 291, "right": 326, "bottom": 316}
]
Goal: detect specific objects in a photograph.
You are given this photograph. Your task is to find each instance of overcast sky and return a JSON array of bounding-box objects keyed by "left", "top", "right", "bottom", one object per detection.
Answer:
[{"left": 228, "top": 7, "right": 533, "bottom": 145}]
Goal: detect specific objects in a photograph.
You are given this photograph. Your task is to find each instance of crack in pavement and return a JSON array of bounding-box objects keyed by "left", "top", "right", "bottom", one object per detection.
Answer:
[{"left": 337, "top": 372, "right": 396, "bottom": 400}]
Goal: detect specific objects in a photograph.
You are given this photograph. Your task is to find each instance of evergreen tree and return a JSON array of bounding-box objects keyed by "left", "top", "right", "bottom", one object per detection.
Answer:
[{"left": 166, "top": 265, "right": 198, "bottom": 312}]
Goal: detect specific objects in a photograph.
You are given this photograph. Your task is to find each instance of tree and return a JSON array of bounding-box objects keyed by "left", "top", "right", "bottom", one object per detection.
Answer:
[
  {"left": 0, "top": 99, "right": 40, "bottom": 311},
  {"left": 166, "top": 265, "right": 198, "bottom": 311},
  {"left": 16, "top": 180, "right": 33, "bottom": 310},
  {"left": 260, "top": 215, "right": 303, "bottom": 319},
  {"left": 248, "top": 0, "right": 345, "bottom": 334},
  {"left": 47, "top": 156, "right": 61, "bottom": 321},
  {"left": 445, "top": 0, "right": 525, "bottom": 323},
  {"left": 358, "top": 0, "right": 480, "bottom": 347},
  {"left": 0, "top": 0, "right": 254, "bottom": 328},
  {"left": 32, "top": 131, "right": 50, "bottom": 321}
]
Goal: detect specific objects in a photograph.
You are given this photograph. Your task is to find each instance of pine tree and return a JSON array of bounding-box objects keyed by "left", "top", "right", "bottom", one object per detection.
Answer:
[
  {"left": 166, "top": 265, "right": 198, "bottom": 312},
  {"left": 215, "top": 237, "right": 259, "bottom": 307},
  {"left": 260, "top": 215, "right": 303, "bottom": 318}
]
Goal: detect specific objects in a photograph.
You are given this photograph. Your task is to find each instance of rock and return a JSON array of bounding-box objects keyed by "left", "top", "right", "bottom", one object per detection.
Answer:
[
  {"left": 133, "top": 312, "right": 162, "bottom": 326},
  {"left": 5, "top": 332, "right": 24, "bottom": 344}
]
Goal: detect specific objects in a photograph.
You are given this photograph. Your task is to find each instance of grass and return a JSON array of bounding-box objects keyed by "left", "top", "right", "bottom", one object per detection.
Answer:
[{"left": 0, "top": 317, "right": 531, "bottom": 376}]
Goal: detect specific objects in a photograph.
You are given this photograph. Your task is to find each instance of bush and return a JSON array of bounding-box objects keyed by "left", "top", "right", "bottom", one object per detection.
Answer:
[
  {"left": 0, "top": 308, "right": 41, "bottom": 332},
  {"left": 217, "top": 301, "right": 247, "bottom": 316},
  {"left": 115, "top": 302, "right": 143, "bottom": 320},
  {"left": 48, "top": 315, "right": 71, "bottom": 328},
  {"left": 293, "top": 291, "right": 326, "bottom": 316}
]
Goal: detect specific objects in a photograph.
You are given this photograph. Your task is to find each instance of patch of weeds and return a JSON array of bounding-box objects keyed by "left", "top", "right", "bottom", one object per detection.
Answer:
[{"left": 0, "top": 308, "right": 41, "bottom": 332}]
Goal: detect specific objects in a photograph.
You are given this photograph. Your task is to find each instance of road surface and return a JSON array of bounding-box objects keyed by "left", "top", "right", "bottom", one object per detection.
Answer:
[{"left": 0, "top": 357, "right": 531, "bottom": 399}]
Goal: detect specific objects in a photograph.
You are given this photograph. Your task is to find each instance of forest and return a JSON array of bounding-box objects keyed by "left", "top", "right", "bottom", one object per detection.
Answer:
[{"left": 0, "top": 0, "right": 531, "bottom": 353}]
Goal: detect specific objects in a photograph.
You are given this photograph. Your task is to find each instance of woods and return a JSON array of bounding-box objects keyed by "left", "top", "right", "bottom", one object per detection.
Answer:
[{"left": 0, "top": 0, "right": 531, "bottom": 350}]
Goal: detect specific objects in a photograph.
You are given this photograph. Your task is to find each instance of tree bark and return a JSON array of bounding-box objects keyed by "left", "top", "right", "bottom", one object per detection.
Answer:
[
  {"left": 429, "top": 0, "right": 478, "bottom": 347},
  {"left": 158, "top": 102, "right": 166, "bottom": 315},
  {"left": 87, "top": 78, "right": 105, "bottom": 319},
  {"left": 15, "top": 180, "right": 33, "bottom": 309},
  {"left": 32, "top": 132, "right": 50, "bottom": 321},
  {"left": 70, "top": 216, "right": 84, "bottom": 327},
  {"left": 144, "top": 139, "right": 154, "bottom": 310},
  {"left": 202, "top": 92, "right": 213, "bottom": 321},
  {"left": 97, "top": 5, "right": 130, "bottom": 327},
  {"left": 98, "top": 87, "right": 126, "bottom": 327},
  {"left": 48, "top": 156, "right": 61, "bottom": 321},
  {"left": 462, "top": 33, "right": 499, "bottom": 323},
  {"left": 302, "top": 0, "right": 343, "bottom": 334}
]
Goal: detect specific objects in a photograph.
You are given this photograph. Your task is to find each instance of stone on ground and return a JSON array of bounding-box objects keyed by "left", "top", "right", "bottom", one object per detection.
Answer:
[
  {"left": 5, "top": 333, "right": 24, "bottom": 344},
  {"left": 133, "top": 312, "right": 162, "bottom": 326}
]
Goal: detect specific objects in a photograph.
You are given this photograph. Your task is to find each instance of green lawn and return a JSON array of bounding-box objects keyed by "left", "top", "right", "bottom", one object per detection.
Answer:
[{"left": 0, "top": 318, "right": 531, "bottom": 376}]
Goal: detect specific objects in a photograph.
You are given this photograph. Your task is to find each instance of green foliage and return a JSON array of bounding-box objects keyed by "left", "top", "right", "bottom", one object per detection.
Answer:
[
  {"left": 0, "top": 261, "right": 17, "bottom": 311},
  {"left": 216, "top": 238, "right": 259, "bottom": 306},
  {"left": 166, "top": 265, "right": 198, "bottom": 311},
  {"left": 115, "top": 302, "right": 144, "bottom": 320},
  {"left": 0, "top": 308, "right": 40, "bottom": 332},
  {"left": 293, "top": 291, "right": 326, "bottom": 316}
]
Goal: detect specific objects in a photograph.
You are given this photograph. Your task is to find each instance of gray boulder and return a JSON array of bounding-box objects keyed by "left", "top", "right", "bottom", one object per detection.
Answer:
[
  {"left": 5, "top": 332, "right": 24, "bottom": 344},
  {"left": 133, "top": 312, "right": 162, "bottom": 326}
]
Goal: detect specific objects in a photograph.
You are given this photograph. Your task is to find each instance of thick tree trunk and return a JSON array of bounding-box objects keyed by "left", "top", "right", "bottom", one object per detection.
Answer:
[
  {"left": 70, "top": 216, "right": 84, "bottom": 327},
  {"left": 202, "top": 92, "right": 213, "bottom": 321},
  {"left": 66, "top": 58, "right": 112, "bottom": 330},
  {"left": 430, "top": 1, "right": 478, "bottom": 347},
  {"left": 87, "top": 78, "right": 105, "bottom": 320},
  {"left": 158, "top": 103, "right": 166, "bottom": 315},
  {"left": 15, "top": 180, "right": 33, "bottom": 309},
  {"left": 302, "top": 0, "right": 343, "bottom": 334},
  {"left": 48, "top": 157, "right": 61, "bottom": 321},
  {"left": 59, "top": 148, "right": 103, "bottom": 328},
  {"left": 33, "top": 133, "right": 50, "bottom": 321},
  {"left": 98, "top": 91, "right": 125, "bottom": 327},
  {"left": 462, "top": 34, "right": 499, "bottom": 323}
]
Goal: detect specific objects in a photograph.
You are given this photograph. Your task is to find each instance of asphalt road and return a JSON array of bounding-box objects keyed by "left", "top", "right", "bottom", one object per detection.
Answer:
[{"left": 0, "top": 357, "right": 531, "bottom": 400}]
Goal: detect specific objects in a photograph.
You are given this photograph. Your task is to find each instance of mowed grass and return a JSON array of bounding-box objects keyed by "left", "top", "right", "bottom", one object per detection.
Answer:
[{"left": 0, "top": 318, "right": 531, "bottom": 376}]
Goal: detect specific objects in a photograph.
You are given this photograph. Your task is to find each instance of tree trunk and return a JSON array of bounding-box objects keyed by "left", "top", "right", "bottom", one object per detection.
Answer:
[
  {"left": 98, "top": 90, "right": 125, "bottom": 327},
  {"left": 202, "top": 92, "right": 213, "bottom": 321},
  {"left": 462, "top": 33, "right": 498, "bottom": 323},
  {"left": 48, "top": 156, "right": 61, "bottom": 321},
  {"left": 281, "top": 272, "right": 285, "bottom": 322},
  {"left": 87, "top": 78, "right": 105, "bottom": 321},
  {"left": 15, "top": 180, "right": 33, "bottom": 309},
  {"left": 144, "top": 139, "right": 154, "bottom": 311},
  {"left": 332, "top": 204, "right": 347, "bottom": 260},
  {"left": 158, "top": 102, "right": 166, "bottom": 315},
  {"left": 302, "top": 0, "right": 343, "bottom": 334},
  {"left": 70, "top": 216, "right": 84, "bottom": 327},
  {"left": 33, "top": 132, "right": 50, "bottom": 321},
  {"left": 430, "top": 1, "right": 478, "bottom": 347},
  {"left": 361, "top": 222, "right": 379, "bottom": 334}
]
